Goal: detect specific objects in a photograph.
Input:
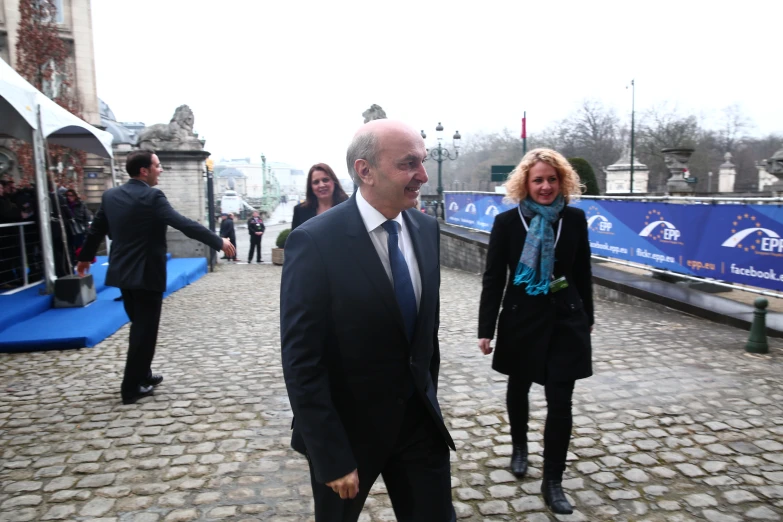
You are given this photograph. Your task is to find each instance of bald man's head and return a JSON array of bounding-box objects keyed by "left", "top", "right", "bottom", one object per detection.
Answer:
[{"left": 346, "top": 120, "right": 423, "bottom": 186}]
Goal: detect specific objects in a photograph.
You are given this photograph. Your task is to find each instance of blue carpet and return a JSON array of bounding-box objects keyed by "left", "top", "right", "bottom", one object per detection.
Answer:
[{"left": 0, "top": 255, "right": 207, "bottom": 353}]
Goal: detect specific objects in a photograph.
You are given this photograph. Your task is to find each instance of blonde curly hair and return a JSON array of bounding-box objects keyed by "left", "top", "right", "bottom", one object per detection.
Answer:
[{"left": 504, "top": 148, "right": 584, "bottom": 204}]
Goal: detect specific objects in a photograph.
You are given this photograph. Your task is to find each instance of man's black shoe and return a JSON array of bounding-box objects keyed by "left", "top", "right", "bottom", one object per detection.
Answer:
[
  {"left": 122, "top": 384, "right": 154, "bottom": 405},
  {"left": 510, "top": 444, "right": 528, "bottom": 478},
  {"left": 145, "top": 374, "right": 163, "bottom": 387},
  {"left": 541, "top": 479, "right": 573, "bottom": 515}
]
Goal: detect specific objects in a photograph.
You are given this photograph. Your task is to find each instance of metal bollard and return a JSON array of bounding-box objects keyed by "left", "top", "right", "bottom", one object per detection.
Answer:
[{"left": 745, "top": 297, "right": 769, "bottom": 354}]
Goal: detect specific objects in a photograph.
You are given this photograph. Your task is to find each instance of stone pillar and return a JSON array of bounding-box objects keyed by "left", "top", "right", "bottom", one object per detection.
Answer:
[
  {"left": 604, "top": 147, "right": 650, "bottom": 193},
  {"left": 718, "top": 152, "right": 736, "bottom": 193},
  {"left": 136, "top": 105, "right": 211, "bottom": 259},
  {"left": 155, "top": 150, "right": 209, "bottom": 258},
  {"left": 663, "top": 148, "right": 696, "bottom": 195}
]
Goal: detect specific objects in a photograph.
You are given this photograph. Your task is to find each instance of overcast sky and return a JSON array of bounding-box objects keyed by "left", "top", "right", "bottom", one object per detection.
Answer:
[{"left": 92, "top": 0, "right": 781, "bottom": 178}]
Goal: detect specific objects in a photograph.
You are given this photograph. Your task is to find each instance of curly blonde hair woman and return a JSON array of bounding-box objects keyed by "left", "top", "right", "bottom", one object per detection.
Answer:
[
  {"left": 504, "top": 148, "right": 584, "bottom": 204},
  {"left": 478, "top": 147, "right": 593, "bottom": 515}
]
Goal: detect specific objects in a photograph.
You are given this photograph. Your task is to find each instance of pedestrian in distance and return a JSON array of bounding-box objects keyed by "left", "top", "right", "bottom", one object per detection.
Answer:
[
  {"left": 477, "top": 148, "right": 593, "bottom": 515},
  {"left": 281, "top": 120, "right": 456, "bottom": 522},
  {"left": 76, "top": 150, "right": 235, "bottom": 405},
  {"left": 219, "top": 212, "right": 237, "bottom": 261},
  {"left": 247, "top": 210, "right": 265, "bottom": 263},
  {"left": 291, "top": 163, "right": 349, "bottom": 231}
]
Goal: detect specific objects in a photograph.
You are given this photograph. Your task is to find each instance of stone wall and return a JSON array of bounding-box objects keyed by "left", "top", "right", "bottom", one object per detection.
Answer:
[{"left": 440, "top": 225, "right": 488, "bottom": 275}]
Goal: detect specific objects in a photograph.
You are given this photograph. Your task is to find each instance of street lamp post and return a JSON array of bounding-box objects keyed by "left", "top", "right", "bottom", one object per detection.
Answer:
[
  {"left": 205, "top": 158, "right": 216, "bottom": 272},
  {"left": 629, "top": 79, "right": 636, "bottom": 193},
  {"left": 421, "top": 122, "right": 461, "bottom": 218}
]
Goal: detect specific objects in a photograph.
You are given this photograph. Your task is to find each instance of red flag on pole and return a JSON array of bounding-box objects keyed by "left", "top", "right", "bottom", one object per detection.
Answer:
[{"left": 521, "top": 114, "right": 527, "bottom": 139}]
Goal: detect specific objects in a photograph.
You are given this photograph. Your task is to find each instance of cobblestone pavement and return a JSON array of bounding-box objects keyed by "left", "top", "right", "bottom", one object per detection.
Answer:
[{"left": 2, "top": 265, "right": 783, "bottom": 522}]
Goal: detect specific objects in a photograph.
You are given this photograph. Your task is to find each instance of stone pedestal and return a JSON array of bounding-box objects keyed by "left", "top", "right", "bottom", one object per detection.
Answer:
[
  {"left": 663, "top": 148, "right": 696, "bottom": 195},
  {"left": 718, "top": 153, "right": 736, "bottom": 193},
  {"left": 757, "top": 163, "right": 780, "bottom": 192},
  {"left": 758, "top": 144, "right": 783, "bottom": 192},
  {"left": 155, "top": 149, "right": 210, "bottom": 258},
  {"left": 605, "top": 147, "right": 649, "bottom": 193},
  {"left": 135, "top": 105, "right": 213, "bottom": 259}
]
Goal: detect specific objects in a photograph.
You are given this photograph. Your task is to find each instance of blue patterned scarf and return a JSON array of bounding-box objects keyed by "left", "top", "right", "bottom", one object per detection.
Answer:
[{"left": 513, "top": 195, "right": 565, "bottom": 294}]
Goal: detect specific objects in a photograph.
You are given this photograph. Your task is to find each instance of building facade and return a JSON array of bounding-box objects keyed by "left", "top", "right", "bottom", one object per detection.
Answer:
[{"left": 1, "top": 0, "right": 109, "bottom": 206}]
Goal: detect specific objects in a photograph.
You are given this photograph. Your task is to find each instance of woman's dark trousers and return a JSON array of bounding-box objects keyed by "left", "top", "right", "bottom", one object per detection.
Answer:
[{"left": 507, "top": 376, "right": 576, "bottom": 481}]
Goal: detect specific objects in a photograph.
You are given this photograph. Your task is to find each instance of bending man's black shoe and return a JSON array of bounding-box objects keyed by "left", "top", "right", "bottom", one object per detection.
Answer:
[
  {"left": 541, "top": 479, "right": 573, "bottom": 515},
  {"left": 145, "top": 374, "right": 163, "bottom": 387},
  {"left": 510, "top": 444, "right": 528, "bottom": 478},
  {"left": 122, "top": 384, "right": 154, "bottom": 405}
]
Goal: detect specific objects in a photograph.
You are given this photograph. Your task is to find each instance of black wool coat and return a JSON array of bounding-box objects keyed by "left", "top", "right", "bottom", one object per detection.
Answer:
[
  {"left": 478, "top": 205, "right": 594, "bottom": 384},
  {"left": 291, "top": 203, "right": 317, "bottom": 231},
  {"left": 219, "top": 217, "right": 236, "bottom": 244}
]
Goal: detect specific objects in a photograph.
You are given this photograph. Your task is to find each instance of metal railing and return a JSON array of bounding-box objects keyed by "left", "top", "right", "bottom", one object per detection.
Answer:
[
  {"left": 443, "top": 191, "right": 783, "bottom": 204},
  {"left": 581, "top": 195, "right": 783, "bottom": 203},
  {"left": 0, "top": 221, "right": 43, "bottom": 293}
]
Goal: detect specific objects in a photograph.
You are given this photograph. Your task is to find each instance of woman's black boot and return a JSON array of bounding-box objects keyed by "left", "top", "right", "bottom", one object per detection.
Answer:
[
  {"left": 541, "top": 479, "right": 573, "bottom": 515},
  {"left": 510, "top": 444, "right": 528, "bottom": 478}
]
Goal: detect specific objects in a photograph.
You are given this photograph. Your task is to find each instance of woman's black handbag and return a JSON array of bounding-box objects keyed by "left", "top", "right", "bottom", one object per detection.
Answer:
[{"left": 67, "top": 218, "right": 86, "bottom": 236}]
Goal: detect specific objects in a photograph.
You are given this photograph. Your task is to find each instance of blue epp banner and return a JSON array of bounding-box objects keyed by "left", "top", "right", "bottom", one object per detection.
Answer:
[
  {"left": 444, "top": 192, "right": 515, "bottom": 232},
  {"left": 443, "top": 192, "right": 783, "bottom": 292},
  {"left": 569, "top": 200, "right": 783, "bottom": 292}
]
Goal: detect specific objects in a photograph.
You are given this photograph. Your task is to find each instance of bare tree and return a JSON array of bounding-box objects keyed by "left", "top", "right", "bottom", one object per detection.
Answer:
[
  {"left": 635, "top": 104, "right": 701, "bottom": 191},
  {"left": 533, "top": 100, "right": 625, "bottom": 191},
  {"left": 716, "top": 104, "right": 754, "bottom": 153},
  {"left": 431, "top": 102, "right": 779, "bottom": 196}
]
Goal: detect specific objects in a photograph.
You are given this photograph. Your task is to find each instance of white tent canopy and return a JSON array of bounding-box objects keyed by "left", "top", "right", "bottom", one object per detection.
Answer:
[
  {"left": 0, "top": 57, "right": 113, "bottom": 158},
  {"left": 0, "top": 57, "right": 114, "bottom": 294}
]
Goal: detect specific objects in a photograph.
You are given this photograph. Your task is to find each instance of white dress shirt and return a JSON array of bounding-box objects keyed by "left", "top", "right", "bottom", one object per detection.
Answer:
[{"left": 356, "top": 188, "right": 422, "bottom": 310}]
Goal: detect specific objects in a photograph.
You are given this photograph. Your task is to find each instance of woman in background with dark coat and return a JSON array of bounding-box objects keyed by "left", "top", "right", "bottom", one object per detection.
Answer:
[
  {"left": 291, "top": 163, "right": 348, "bottom": 231},
  {"left": 478, "top": 148, "right": 593, "bottom": 515}
]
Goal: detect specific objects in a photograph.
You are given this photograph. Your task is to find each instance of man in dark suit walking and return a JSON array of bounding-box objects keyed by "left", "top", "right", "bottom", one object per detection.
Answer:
[
  {"left": 76, "top": 150, "right": 235, "bottom": 404},
  {"left": 281, "top": 120, "right": 455, "bottom": 522}
]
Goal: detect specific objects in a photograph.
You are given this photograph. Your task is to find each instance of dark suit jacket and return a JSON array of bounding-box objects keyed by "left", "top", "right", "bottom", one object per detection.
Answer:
[
  {"left": 291, "top": 202, "right": 316, "bottom": 231},
  {"left": 280, "top": 194, "right": 454, "bottom": 484},
  {"left": 478, "top": 205, "right": 593, "bottom": 384},
  {"left": 219, "top": 217, "right": 236, "bottom": 243},
  {"left": 78, "top": 179, "right": 223, "bottom": 293}
]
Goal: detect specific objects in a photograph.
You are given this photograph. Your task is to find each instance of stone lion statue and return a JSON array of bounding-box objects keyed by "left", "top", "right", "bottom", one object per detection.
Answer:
[
  {"left": 362, "top": 104, "right": 387, "bottom": 123},
  {"left": 138, "top": 105, "right": 202, "bottom": 151}
]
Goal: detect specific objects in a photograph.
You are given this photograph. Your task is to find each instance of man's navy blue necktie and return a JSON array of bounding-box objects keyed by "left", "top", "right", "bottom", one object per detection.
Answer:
[{"left": 381, "top": 220, "right": 417, "bottom": 341}]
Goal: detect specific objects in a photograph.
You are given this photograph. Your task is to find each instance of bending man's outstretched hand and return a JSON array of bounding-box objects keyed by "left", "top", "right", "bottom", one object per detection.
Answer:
[
  {"left": 221, "top": 238, "right": 236, "bottom": 258},
  {"left": 76, "top": 261, "right": 91, "bottom": 277}
]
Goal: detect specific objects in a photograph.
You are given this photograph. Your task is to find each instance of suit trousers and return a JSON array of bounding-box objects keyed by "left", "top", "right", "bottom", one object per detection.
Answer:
[
  {"left": 120, "top": 288, "right": 163, "bottom": 398},
  {"left": 507, "top": 377, "right": 575, "bottom": 481},
  {"left": 248, "top": 235, "right": 262, "bottom": 262},
  {"left": 309, "top": 395, "right": 455, "bottom": 522}
]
